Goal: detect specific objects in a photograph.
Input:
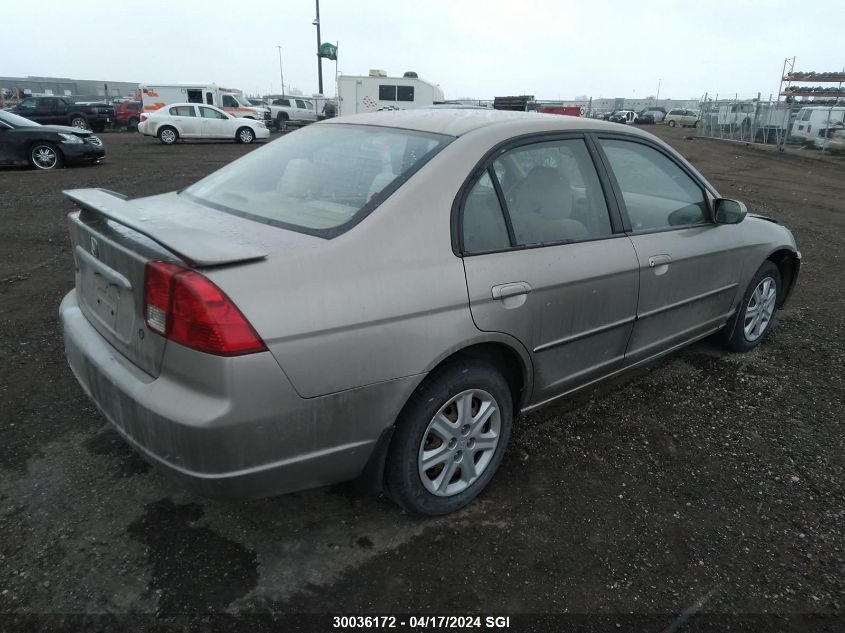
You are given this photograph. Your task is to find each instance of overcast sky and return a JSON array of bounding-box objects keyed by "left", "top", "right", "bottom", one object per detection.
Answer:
[{"left": 2, "top": 0, "right": 842, "bottom": 101}]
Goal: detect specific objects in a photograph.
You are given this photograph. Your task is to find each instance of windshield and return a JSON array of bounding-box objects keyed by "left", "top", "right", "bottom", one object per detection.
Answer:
[
  {"left": 183, "top": 124, "right": 452, "bottom": 238},
  {"left": 0, "top": 110, "right": 41, "bottom": 127}
]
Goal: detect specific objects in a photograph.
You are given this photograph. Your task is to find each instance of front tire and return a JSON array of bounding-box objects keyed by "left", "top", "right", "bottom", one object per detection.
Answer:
[
  {"left": 29, "top": 142, "right": 63, "bottom": 170},
  {"left": 385, "top": 359, "right": 513, "bottom": 516},
  {"left": 236, "top": 126, "right": 255, "bottom": 144},
  {"left": 158, "top": 126, "right": 178, "bottom": 145},
  {"left": 720, "top": 261, "right": 781, "bottom": 353},
  {"left": 668, "top": 119, "right": 677, "bottom": 127}
]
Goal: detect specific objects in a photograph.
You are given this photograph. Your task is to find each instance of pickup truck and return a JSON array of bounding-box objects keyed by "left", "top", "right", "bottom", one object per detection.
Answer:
[
  {"left": 265, "top": 97, "right": 318, "bottom": 130},
  {"left": 7, "top": 96, "right": 114, "bottom": 132}
]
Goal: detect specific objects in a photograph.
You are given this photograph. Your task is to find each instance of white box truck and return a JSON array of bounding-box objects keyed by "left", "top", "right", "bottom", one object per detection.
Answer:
[
  {"left": 140, "top": 83, "right": 270, "bottom": 123},
  {"left": 337, "top": 71, "right": 444, "bottom": 117}
]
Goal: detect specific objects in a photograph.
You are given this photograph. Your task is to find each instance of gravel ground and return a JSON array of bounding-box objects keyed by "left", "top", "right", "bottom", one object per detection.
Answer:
[{"left": 0, "top": 125, "right": 843, "bottom": 629}]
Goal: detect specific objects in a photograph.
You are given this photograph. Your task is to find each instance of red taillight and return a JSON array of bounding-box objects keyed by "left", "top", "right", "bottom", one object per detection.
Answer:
[
  {"left": 140, "top": 113, "right": 148, "bottom": 122},
  {"left": 143, "top": 261, "right": 266, "bottom": 356}
]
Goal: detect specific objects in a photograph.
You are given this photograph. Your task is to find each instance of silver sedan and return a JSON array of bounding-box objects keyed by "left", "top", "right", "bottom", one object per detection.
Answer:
[{"left": 60, "top": 110, "right": 800, "bottom": 515}]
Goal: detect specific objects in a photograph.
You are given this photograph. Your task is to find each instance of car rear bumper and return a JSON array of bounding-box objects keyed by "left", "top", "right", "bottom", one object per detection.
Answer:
[{"left": 60, "top": 290, "right": 416, "bottom": 497}]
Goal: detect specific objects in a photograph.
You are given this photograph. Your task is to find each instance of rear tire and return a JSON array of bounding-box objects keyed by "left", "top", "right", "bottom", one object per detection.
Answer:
[
  {"left": 236, "top": 126, "right": 255, "bottom": 144},
  {"left": 28, "top": 142, "right": 63, "bottom": 170},
  {"left": 128, "top": 117, "right": 140, "bottom": 131},
  {"left": 385, "top": 359, "right": 513, "bottom": 516},
  {"left": 720, "top": 261, "right": 781, "bottom": 353},
  {"left": 158, "top": 126, "right": 178, "bottom": 145}
]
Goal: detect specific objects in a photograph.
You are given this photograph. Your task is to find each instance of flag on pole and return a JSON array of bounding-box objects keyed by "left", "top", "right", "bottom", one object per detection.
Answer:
[{"left": 318, "top": 42, "right": 338, "bottom": 61}]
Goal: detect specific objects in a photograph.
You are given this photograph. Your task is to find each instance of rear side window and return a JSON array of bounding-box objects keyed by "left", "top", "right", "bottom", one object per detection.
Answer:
[
  {"left": 599, "top": 139, "right": 708, "bottom": 232},
  {"left": 397, "top": 86, "right": 415, "bottom": 102},
  {"left": 462, "top": 172, "right": 510, "bottom": 254},
  {"left": 169, "top": 105, "right": 195, "bottom": 117},
  {"left": 493, "top": 139, "right": 613, "bottom": 246},
  {"left": 295, "top": 99, "right": 307, "bottom": 109},
  {"left": 274, "top": 99, "right": 291, "bottom": 107},
  {"left": 183, "top": 124, "right": 451, "bottom": 237}
]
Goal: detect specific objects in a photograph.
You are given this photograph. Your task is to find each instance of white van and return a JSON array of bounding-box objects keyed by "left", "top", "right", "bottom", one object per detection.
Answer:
[
  {"left": 790, "top": 106, "right": 845, "bottom": 146},
  {"left": 337, "top": 71, "right": 444, "bottom": 116},
  {"left": 140, "top": 84, "right": 270, "bottom": 123}
]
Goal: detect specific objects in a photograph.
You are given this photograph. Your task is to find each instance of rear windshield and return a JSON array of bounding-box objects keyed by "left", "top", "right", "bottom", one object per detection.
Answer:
[{"left": 183, "top": 124, "right": 452, "bottom": 237}]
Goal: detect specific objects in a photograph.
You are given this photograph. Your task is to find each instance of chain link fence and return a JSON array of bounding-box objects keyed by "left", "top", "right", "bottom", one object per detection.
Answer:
[{"left": 697, "top": 94, "right": 845, "bottom": 154}]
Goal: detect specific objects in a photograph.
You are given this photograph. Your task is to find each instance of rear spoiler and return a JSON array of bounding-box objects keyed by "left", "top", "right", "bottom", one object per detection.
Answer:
[{"left": 64, "top": 188, "right": 267, "bottom": 267}]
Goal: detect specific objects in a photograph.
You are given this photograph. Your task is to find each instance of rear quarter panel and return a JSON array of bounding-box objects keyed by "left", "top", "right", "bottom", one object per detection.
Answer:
[{"left": 204, "top": 136, "right": 487, "bottom": 398}]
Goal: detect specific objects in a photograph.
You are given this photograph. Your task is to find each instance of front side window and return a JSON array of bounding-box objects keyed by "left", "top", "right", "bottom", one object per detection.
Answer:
[
  {"left": 184, "top": 124, "right": 451, "bottom": 236},
  {"left": 379, "top": 85, "right": 397, "bottom": 101},
  {"left": 199, "top": 106, "right": 227, "bottom": 119},
  {"left": 599, "top": 138, "right": 708, "bottom": 232},
  {"left": 492, "top": 139, "right": 613, "bottom": 246},
  {"left": 169, "top": 105, "right": 196, "bottom": 117},
  {"left": 221, "top": 95, "right": 238, "bottom": 108},
  {"left": 397, "top": 86, "right": 415, "bottom": 102}
]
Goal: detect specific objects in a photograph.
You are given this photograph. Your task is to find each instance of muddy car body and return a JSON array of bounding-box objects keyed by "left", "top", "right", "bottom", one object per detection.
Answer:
[{"left": 60, "top": 110, "right": 800, "bottom": 515}]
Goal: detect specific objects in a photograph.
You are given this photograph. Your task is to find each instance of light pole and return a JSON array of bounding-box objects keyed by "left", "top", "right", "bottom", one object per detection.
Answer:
[
  {"left": 313, "top": 0, "right": 323, "bottom": 95},
  {"left": 656, "top": 78, "right": 661, "bottom": 104},
  {"left": 277, "top": 45, "right": 285, "bottom": 96}
]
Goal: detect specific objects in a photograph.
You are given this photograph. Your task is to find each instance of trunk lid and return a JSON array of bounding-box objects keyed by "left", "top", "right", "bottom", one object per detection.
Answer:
[{"left": 65, "top": 188, "right": 269, "bottom": 377}]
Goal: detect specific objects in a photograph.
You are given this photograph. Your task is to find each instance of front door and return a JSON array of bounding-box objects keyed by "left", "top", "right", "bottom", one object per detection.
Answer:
[
  {"left": 596, "top": 136, "right": 746, "bottom": 364},
  {"left": 34, "top": 98, "right": 60, "bottom": 125},
  {"left": 461, "top": 136, "right": 640, "bottom": 405},
  {"left": 198, "top": 105, "right": 232, "bottom": 138}
]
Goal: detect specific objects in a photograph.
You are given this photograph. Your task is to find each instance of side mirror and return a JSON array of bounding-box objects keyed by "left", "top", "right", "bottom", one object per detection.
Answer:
[{"left": 714, "top": 198, "right": 747, "bottom": 224}]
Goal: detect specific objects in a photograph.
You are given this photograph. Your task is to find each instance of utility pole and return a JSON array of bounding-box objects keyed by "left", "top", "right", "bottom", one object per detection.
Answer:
[
  {"left": 277, "top": 45, "right": 285, "bottom": 96},
  {"left": 314, "top": 0, "right": 324, "bottom": 94},
  {"left": 656, "top": 78, "right": 661, "bottom": 104}
]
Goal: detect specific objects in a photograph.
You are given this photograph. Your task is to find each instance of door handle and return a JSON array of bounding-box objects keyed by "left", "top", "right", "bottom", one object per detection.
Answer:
[
  {"left": 491, "top": 282, "right": 532, "bottom": 300},
  {"left": 648, "top": 254, "right": 672, "bottom": 268}
]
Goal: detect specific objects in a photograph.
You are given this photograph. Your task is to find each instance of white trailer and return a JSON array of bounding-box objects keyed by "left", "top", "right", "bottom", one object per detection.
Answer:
[
  {"left": 140, "top": 83, "right": 269, "bottom": 122},
  {"left": 337, "top": 71, "right": 444, "bottom": 117}
]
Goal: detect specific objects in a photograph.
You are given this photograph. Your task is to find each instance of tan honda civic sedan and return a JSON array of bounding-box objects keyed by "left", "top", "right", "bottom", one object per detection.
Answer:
[{"left": 60, "top": 110, "right": 800, "bottom": 515}]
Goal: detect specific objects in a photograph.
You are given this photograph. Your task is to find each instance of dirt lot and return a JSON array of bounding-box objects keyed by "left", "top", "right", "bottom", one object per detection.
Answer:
[{"left": 1, "top": 125, "right": 843, "bottom": 628}]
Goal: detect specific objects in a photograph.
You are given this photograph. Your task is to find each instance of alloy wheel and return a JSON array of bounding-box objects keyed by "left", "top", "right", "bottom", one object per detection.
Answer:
[
  {"left": 31, "top": 146, "right": 58, "bottom": 169},
  {"left": 744, "top": 276, "right": 777, "bottom": 342},
  {"left": 418, "top": 389, "right": 501, "bottom": 497},
  {"left": 160, "top": 129, "right": 176, "bottom": 144}
]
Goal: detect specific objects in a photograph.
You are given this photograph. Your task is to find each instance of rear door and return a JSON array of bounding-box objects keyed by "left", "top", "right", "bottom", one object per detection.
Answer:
[
  {"left": 595, "top": 135, "right": 746, "bottom": 364},
  {"left": 461, "top": 135, "right": 640, "bottom": 404},
  {"left": 168, "top": 105, "right": 201, "bottom": 137}
]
